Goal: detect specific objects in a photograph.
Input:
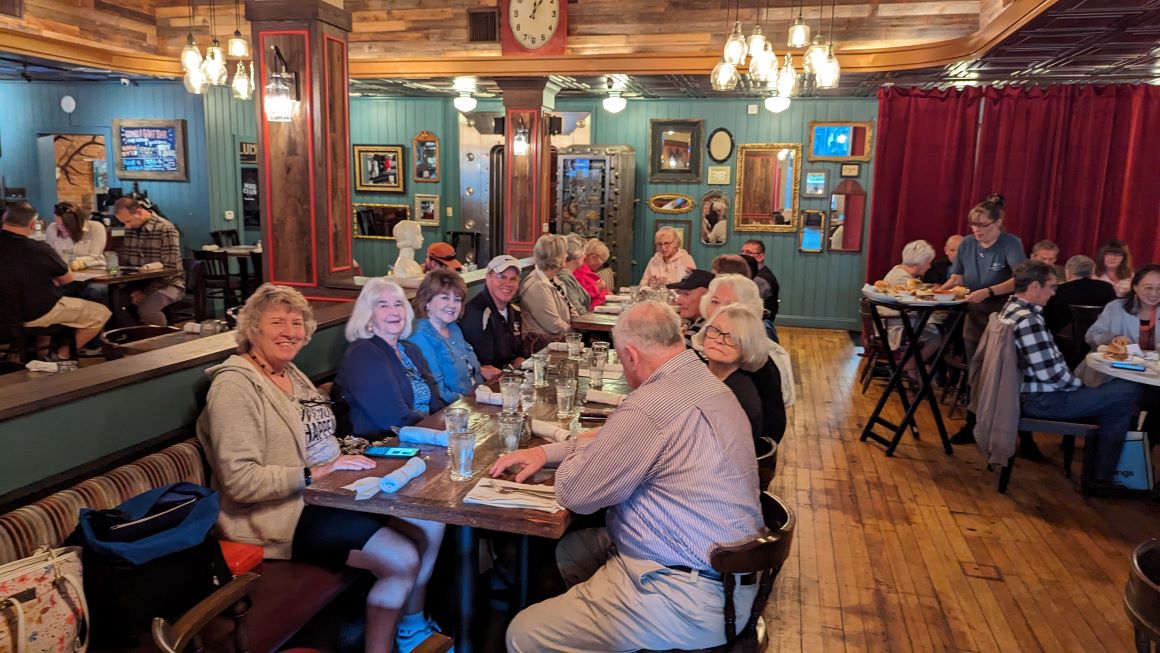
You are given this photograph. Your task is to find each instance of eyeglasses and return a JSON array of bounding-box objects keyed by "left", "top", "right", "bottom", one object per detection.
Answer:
[
  {"left": 704, "top": 325, "right": 736, "bottom": 347},
  {"left": 968, "top": 218, "right": 997, "bottom": 229}
]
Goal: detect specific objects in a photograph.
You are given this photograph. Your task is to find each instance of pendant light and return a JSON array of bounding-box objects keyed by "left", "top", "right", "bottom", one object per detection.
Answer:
[
  {"left": 747, "top": 0, "right": 775, "bottom": 82},
  {"left": 746, "top": 0, "right": 768, "bottom": 59},
  {"left": 453, "top": 92, "right": 477, "bottom": 112},
  {"left": 602, "top": 78, "right": 627, "bottom": 113},
  {"left": 787, "top": 0, "right": 811, "bottom": 48},
  {"left": 722, "top": 0, "right": 747, "bottom": 66},
  {"left": 805, "top": 34, "right": 828, "bottom": 72},
  {"left": 183, "top": 65, "right": 209, "bottom": 94},
  {"left": 200, "top": 0, "right": 228, "bottom": 86},
  {"left": 764, "top": 93, "right": 791, "bottom": 114},
  {"left": 227, "top": 0, "right": 250, "bottom": 59},
  {"left": 179, "top": 0, "right": 202, "bottom": 72},
  {"left": 776, "top": 53, "right": 798, "bottom": 97},
  {"left": 231, "top": 61, "right": 252, "bottom": 100},
  {"left": 815, "top": 0, "right": 841, "bottom": 89},
  {"left": 711, "top": 59, "right": 740, "bottom": 91},
  {"left": 264, "top": 46, "right": 298, "bottom": 123}
]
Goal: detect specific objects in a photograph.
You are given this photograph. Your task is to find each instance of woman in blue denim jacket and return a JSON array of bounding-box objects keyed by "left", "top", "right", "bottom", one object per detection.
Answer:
[{"left": 407, "top": 268, "right": 501, "bottom": 403}]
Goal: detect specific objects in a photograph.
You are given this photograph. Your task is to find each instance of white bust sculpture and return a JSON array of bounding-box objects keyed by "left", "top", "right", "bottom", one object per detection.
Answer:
[{"left": 391, "top": 220, "right": 424, "bottom": 279}]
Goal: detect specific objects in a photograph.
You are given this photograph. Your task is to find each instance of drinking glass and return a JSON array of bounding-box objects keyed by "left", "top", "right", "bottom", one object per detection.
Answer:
[
  {"left": 449, "top": 431, "right": 476, "bottom": 481},
  {"left": 531, "top": 353, "right": 549, "bottom": 388},
  {"left": 591, "top": 341, "right": 610, "bottom": 363},
  {"left": 500, "top": 376, "right": 522, "bottom": 412},
  {"left": 497, "top": 412, "right": 523, "bottom": 453},
  {"left": 520, "top": 382, "right": 537, "bottom": 413},
  {"left": 200, "top": 320, "right": 223, "bottom": 336},
  {"left": 589, "top": 353, "right": 606, "bottom": 390},
  {"left": 56, "top": 360, "right": 79, "bottom": 373},
  {"left": 558, "top": 358, "right": 579, "bottom": 384},
  {"left": 555, "top": 379, "right": 577, "bottom": 419},
  {"left": 444, "top": 406, "right": 470, "bottom": 455},
  {"left": 629, "top": 285, "right": 641, "bottom": 302},
  {"left": 565, "top": 333, "right": 583, "bottom": 359},
  {"left": 105, "top": 252, "right": 120, "bottom": 275}
]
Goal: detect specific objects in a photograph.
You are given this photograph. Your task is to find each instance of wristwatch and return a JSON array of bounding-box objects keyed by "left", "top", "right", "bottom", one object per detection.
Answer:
[
  {"left": 987, "top": 287, "right": 996, "bottom": 298},
  {"left": 303, "top": 467, "right": 313, "bottom": 487}
]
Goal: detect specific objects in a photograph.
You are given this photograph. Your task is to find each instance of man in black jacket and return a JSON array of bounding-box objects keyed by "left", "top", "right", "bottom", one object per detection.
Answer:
[
  {"left": 740, "top": 239, "right": 780, "bottom": 322},
  {"left": 923, "top": 234, "right": 962, "bottom": 284},
  {"left": 461, "top": 255, "right": 525, "bottom": 369},
  {"left": 1043, "top": 255, "right": 1116, "bottom": 335}
]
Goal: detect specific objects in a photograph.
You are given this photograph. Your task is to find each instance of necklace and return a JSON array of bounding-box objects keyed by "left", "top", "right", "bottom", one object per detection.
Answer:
[{"left": 248, "top": 352, "right": 286, "bottom": 378}]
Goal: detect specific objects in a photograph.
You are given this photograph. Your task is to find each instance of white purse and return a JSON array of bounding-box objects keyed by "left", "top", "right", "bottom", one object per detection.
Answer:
[{"left": 0, "top": 547, "right": 88, "bottom": 653}]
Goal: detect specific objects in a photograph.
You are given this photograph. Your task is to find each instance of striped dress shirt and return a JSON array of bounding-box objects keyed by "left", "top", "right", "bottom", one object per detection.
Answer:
[{"left": 542, "top": 349, "right": 763, "bottom": 570}]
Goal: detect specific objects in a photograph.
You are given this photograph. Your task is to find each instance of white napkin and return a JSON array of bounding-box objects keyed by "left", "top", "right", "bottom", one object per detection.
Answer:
[
  {"left": 474, "top": 386, "right": 503, "bottom": 406},
  {"left": 201, "top": 244, "right": 221, "bottom": 251},
  {"left": 578, "top": 367, "right": 622, "bottom": 380},
  {"left": 463, "top": 478, "right": 562, "bottom": 513},
  {"left": 140, "top": 262, "right": 164, "bottom": 271},
  {"left": 531, "top": 419, "right": 572, "bottom": 443},
  {"left": 25, "top": 360, "right": 59, "bottom": 373},
  {"left": 604, "top": 294, "right": 630, "bottom": 302},
  {"left": 398, "top": 426, "right": 448, "bottom": 447},
  {"left": 586, "top": 389, "right": 627, "bottom": 406},
  {"left": 340, "top": 457, "right": 428, "bottom": 499},
  {"left": 183, "top": 322, "right": 202, "bottom": 334},
  {"left": 342, "top": 476, "right": 383, "bottom": 500},
  {"left": 547, "top": 342, "right": 569, "bottom": 351},
  {"left": 593, "top": 305, "right": 622, "bottom": 315}
]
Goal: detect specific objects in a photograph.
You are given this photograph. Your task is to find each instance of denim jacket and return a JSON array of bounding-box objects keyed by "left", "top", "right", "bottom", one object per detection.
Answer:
[{"left": 406, "top": 318, "right": 484, "bottom": 404}]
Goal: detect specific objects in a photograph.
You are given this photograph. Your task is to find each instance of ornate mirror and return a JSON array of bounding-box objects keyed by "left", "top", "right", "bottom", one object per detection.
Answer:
[
  {"left": 649, "top": 119, "right": 703, "bottom": 183},
  {"left": 706, "top": 128, "right": 734, "bottom": 163},
  {"left": 828, "top": 178, "right": 866, "bottom": 252},
  {"left": 353, "top": 203, "right": 409, "bottom": 239},
  {"left": 700, "top": 190, "right": 729, "bottom": 246},
  {"left": 807, "top": 121, "right": 873, "bottom": 162},
  {"left": 648, "top": 193, "right": 695, "bottom": 214},
  {"left": 413, "top": 131, "right": 439, "bottom": 182},
  {"left": 734, "top": 143, "right": 801, "bottom": 233},
  {"left": 799, "top": 210, "right": 825, "bottom": 253}
]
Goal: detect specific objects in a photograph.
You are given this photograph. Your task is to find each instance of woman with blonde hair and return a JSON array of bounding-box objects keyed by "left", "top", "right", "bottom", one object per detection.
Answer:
[
  {"left": 574, "top": 238, "right": 609, "bottom": 308},
  {"left": 557, "top": 234, "right": 593, "bottom": 315},
  {"left": 519, "top": 234, "right": 575, "bottom": 348}
]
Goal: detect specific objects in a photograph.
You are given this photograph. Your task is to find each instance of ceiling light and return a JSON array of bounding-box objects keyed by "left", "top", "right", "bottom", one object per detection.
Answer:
[
  {"left": 711, "top": 59, "right": 740, "bottom": 92},
  {"left": 765, "top": 94, "right": 791, "bottom": 114},
  {"left": 787, "top": 0, "right": 810, "bottom": 48},
  {"left": 602, "top": 91, "right": 627, "bottom": 113},
  {"left": 805, "top": 35, "right": 828, "bottom": 72},
  {"left": 815, "top": 44, "right": 840, "bottom": 89},
  {"left": 231, "top": 61, "right": 252, "bottom": 100},
  {"left": 746, "top": 25, "right": 766, "bottom": 60},
  {"left": 776, "top": 54, "right": 799, "bottom": 97},
  {"left": 749, "top": 42, "right": 776, "bottom": 82},
  {"left": 453, "top": 92, "right": 477, "bottom": 112},
  {"left": 723, "top": 21, "right": 748, "bottom": 66},
  {"left": 181, "top": 34, "right": 203, "bottom": 72},
  {"left": 202, "top": 40, "right": 228, "bottom": 85},
  {"left": 183, "top": 66, "right": 208, "bottom": 94},
  {"left": 227, "top": 31, "right": 250, "bottom": 58}
]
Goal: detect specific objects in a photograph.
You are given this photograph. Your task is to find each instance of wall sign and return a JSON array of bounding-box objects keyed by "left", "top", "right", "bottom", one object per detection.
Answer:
[
  {"left": 707, "top": 166, "right": 731, "bottom": 185},
  {"left": 113, "top": 119, "right": 188, "bottom": 181},
  {"left": 239, "top": 141, "right": 257, "bottom": 164}
]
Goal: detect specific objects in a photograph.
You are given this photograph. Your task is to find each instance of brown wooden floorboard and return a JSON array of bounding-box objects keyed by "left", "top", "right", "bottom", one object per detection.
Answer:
[{"left": 762, "top": 326, "right": 1155, "bottom": 653}]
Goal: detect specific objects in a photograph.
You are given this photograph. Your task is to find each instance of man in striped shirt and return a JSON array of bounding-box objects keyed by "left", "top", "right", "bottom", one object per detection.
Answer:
[{"left": 491, "top": 301, "right": 764, "bottom": 652}]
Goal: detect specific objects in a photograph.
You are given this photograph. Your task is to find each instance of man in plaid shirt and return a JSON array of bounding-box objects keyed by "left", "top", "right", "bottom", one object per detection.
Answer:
[
  {"left": 114, "top": 197, "right": 185, "bottom": 326},
  {"left": 1003, "top": 260, "right": 1140, "bottom": 483}
]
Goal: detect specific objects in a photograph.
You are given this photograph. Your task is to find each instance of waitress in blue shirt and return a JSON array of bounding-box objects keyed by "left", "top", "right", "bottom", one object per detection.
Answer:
[
  {"left": 938, "top": 194, "right": 1028, "bottom": 447},
  {"left": 407, "top": 268, "right": 502, "bottom": 404}
]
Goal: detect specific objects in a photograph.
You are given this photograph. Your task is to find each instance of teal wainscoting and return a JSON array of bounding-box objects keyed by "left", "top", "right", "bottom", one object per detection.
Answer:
[
  {"left": 0, "top": 80, "right": 213, "bottom": 249},
  {"left": 203, "top": 87, "right": 257, "bottom": 242},
  {"left": 557, "top": 97, "right": 877, "bottom": 330}
]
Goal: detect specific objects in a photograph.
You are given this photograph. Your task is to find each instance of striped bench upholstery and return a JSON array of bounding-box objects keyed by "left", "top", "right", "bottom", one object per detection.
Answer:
[{"left": 0, "top": 439, "right": 206, "bottom": 564}]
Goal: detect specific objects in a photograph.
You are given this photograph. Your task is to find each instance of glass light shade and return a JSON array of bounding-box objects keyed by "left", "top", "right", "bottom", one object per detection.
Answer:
[
  {"left": 512, "top": 125, "right": 530, "bottom": 156},
  {"left": 764, "top": 95, "right": 791, "bottom": 114},
  {"left": 248, "top": 61, "right": 255, "bottom": 93},
  {"left": 202, "top": 41, "right": 228, "bottom": 86},
  {"left": 453, "top": 93, "right": 477, "bottom": 112},
  {"left": 602, "top": 92, "right": 627, "bottom": 113},
  {"left": 227, "top": 31, "right": 250, "bottom": 59},
  {"left": 815, "top": 45, "right": 841, "bottom": 89},
  {"left": 787, "top": 16, "right": 810, "bottom": 48},
  {"left": 264, "top": 73, "right": 295, "bottom": 122},
  {"left": 180, "top": 35, "right": 202, "bottom": 72},
  {"left": 231, "top": 62, "right": 252, "bottom": 100},
  {"left": 776, "top": 54, "right": 799, "bottom": 97},
  {"left": 183, "top": 67, "right": 208, "bottom": 94},
  {"left": 746, "top": 26, "right": 766, "bottom": 59},
  {"left": 710, "top": 60, "right": 739, "bottom": 92},
  {"left": 723, "top": 21, "right": 748, "bottom": 66},
  {"left": 805, "top": 36, "right": 829, "bottom": 73},
  {"left": 748, "top": 43, "right": 775, "bottom": 82}
]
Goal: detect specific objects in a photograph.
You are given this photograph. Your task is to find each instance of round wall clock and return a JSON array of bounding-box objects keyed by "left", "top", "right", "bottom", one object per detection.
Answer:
[
  {"left": 60, "top": 95, "right": 77, "bottom": 114},
  {"left": 508, "top": 0, "right": 560, "bottom": 50}
]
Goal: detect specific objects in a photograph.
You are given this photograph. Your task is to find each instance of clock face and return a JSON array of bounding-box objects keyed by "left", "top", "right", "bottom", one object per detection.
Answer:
[{"left": 508, "top": 0, "right": 560, "bottom": 50}]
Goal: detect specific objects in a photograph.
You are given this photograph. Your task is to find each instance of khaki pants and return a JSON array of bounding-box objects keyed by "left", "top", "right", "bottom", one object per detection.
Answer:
[
  {"left": 506, "top": 528, "right": 756, "bottom": 653},
  {"left": 25, "top": 297, "right": 111, "bottom": 330}
]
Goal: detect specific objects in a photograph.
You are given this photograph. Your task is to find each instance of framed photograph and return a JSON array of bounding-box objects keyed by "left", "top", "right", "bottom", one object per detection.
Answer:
[
  {"left": 707, "top": 165, "right": 731, "bottom": 185},
  {"left": 113, "top": 119, "right": 188, "bottom": 181},
  {"left": 414, "top": 194, "right": 440, "bottom": 226},
  {"left": 413, "top": 131, "right": 439, "bottom": 183},
  {"left": 649, "top": 119, "right": 703, "bottom": 183},
  {"left": 353, "top": 203, "right": 409, "bottom": 239},
  {"left": 807, "top": 121, "right": 873, "bottom": 162},
  {"left": 353, "top": 145, "right": 405, "bottom": 193},
  {"left": 840, "top": 163, "right": 861, "bottom": 178},
  {"left": 803, "top": 170, "right": 828, "bottom": 197},
  {"left": 655, "top": 219, "right": 693, "bottom": 253}
]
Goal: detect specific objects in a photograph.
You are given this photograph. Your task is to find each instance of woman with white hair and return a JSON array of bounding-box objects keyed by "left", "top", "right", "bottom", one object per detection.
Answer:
[
  {"left": 557, "top": 234, "right": 593, "bottom": 315},
  {"left": 584, "top": 238, "right": 616, "bottom": 294},
  {"left": 198, "top": 284, "right": 447, "bottom": 653},
  {"left": 574, "top": 238, "right": 610, "bottom": 308},
  {"left": 519, "top": 234, "right": 575, "bottom": 348},
  {"left": 642, "top": 225, "right": 695, "bottom": 286},
  {"left": 883, "top": 240, "right": 943, "bottom": 381},
  {"left": 333, "top": 278, "right": 445, "bottom": 437},
  {"left": 692, "top": 304, "right": 769, "bottom": 440}
]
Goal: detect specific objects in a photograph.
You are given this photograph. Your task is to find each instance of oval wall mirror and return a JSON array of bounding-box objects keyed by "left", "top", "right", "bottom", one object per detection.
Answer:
[
  {"left": 648, "top": 193, "right": 695, "bottom": 214},
  {"left": 707, "top": 128, "right": 734, "bottom": 163}
]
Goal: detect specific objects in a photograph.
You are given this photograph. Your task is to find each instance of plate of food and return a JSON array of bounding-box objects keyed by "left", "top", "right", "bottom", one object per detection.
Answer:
[{"left": 863, "top": 280, "right": 968, "bottom": 305}]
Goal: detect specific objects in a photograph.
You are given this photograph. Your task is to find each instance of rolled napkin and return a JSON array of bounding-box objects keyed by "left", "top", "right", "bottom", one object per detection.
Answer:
[
  {"left": 578, "top": 367, "right": 622, "bottom": 380},
  {"left": 140, "top": 261, "right": 165, "bottom": 271},
  {"left": 463, "top": 478, "right": 562, "bottom": 513},
  {"left": 342, "top": 476, "right": 385, "bottom": 500},
  {"left": 73, "top": 255, "right": 105, "bottom": 269},
  {"left": 201, "top": 244, "right": 221, "bottom": 251},
  {"left": 380, "top": 457, "right": 427, "bottom": 493},
  {"left": 604, "top": 293, "right": 630, "bottom": 302},
  {"left": 182, "top": 322, "right": 202, "bottom": 334},
  {"left": 398, "top": 426, "right": 448, "bottom": 447},
  {"left": 593, "top": 305, "right": 622, "bottom": 315},
  {"left": 531, "top": 419, "right": 572, "bottom": 443},
  {"left": 547, "top": 342, "right": 569, "bottom": 351},
  {"left": 25, "top": 360, "right": 60, "bottom": 373},
  {"left": 586, "top": 389, "right": 627, "bottom": 406},
  {"left": 474, "top": 385, "right": 504, "bottom": 406}
]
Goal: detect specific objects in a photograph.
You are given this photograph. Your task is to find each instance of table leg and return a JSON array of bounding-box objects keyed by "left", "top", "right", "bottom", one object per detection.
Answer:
[
  {"left": 860, "top": 303, "right": 919, "bottom": 451},
  {"left": 515, "top": 535, "right": 530, "bottom": 611},
  {"left": 455, "top": 525, "right": 477, "bottom": 653}
]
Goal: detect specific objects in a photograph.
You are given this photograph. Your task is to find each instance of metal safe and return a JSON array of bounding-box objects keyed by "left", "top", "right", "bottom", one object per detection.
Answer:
[{"left": 555, "top": 145, "right": 635, "bottom": 288}]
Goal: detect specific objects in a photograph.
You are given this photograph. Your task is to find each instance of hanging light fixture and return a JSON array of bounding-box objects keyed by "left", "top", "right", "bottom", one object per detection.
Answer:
[
  {"left": 787, "top": 0, "right": 811, "bottom": 48},
  {"left": 805, "top": 35, "right": 828, "bottom": 72},
  {"left": 511, "top": 119, "right": 530, "bottom": 156},
  {"left": 183, "top": 65, "right": 209, "bottom": 94},
  {"left": 748, "top": 0, "right": 775, "bottom": 82},
  {"left": 231, "top": 61, "right": 252, "bottom": 99},
  {"left": 264, "top": 46, "right": 298, "bottom": 123},
  {"left": 200, "top": 0, "right": 228, "bottom": 85},
  {"left": 227, "top": 0, "right": 250, "bottom": 58},
  {"left": 722, "top": 0, "right": 747, "bottom": 66},
  {"left": 775, "top": 53, "right": 798, "bottom": 97},
  {"left": 602, "top": 77, "right": 627, "bottom": 113},
  {"left": 711, "top": 59, "right": 740, "bottom": 91},
  {"left": 453, "top": 92, "right": 477, "bottom": 112},
  {"left": 180, "top": 0, "right": 202, "bottom": 73},
  {"left": 746, "top": 0, "right": 768, "bottom": 59},
  {"left": 764, "top": 93, "right": 791, "bottom": 114},
  {"left": 815, "top": 0, "right": 841, "bottom": 89}
]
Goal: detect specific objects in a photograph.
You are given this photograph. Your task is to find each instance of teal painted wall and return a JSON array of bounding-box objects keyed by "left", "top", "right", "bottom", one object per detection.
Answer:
[
  {"left": 556, "top": 97, "right": 877, "bottom": 330},
  {"left": 0, "top": 80, "right": 212, "bottom": 249},
  {"left": 203, "top": 87, "right": 257, "bottom": 242}
]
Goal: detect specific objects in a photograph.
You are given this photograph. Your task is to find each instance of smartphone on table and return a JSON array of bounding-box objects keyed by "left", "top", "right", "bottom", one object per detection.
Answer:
[
  {"left": 1110, "top": 361, "right": 1147, "bottom": 372},
  {"left": 365, "top": 446, "right": 421, "bottom": 458}
]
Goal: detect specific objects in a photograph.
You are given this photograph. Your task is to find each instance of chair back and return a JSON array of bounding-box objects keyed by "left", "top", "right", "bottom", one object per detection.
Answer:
[
  {"left": 210, "top": 229, "right": 240, "bottom": 248},
  {"left": 193, "top": 250, "right": 230, "bottom": 279},
  {"left": 1126, "top": 538, "right": 1160, "bottom": 647},
  {"left": 710, "top": 491, "right": 796, "bottom": 646},
  {"left": 754, "top": 436, "right": 778, "bottom": 491},
  {"left": 248, "top": 250, "right": 264, "bottom": 291},
  {"left": 101, "top": 325, "right": 181, "bottom": 360},
  {"left": 1068, "top": 304, "right": 1104, "bottom": 362},
  {"left": 152, "top": 573, "right": 257, "bottom": 653}
]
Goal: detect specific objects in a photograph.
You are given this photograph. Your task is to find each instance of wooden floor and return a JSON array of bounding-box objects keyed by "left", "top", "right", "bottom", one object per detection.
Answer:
[{"left": 763, "top": 326, "right": 1156, "bottom": 653}]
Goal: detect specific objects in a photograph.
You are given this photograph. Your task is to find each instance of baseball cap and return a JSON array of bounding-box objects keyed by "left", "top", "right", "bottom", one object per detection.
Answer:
[
  {"left": 426, "top": 242, "right": 462, "bottom": 270},
  {"left": 487, "top": 255, "right": 521, "bottom": 275},
  {"left": 667, "top": 269, "right": 714, "bottom": 291}
]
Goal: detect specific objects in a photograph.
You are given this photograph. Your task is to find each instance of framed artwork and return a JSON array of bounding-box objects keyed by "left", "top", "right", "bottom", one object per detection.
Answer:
[
  {"left": 353, "top": 145, "right": 405, "bottom": 193},
  {"left": 112, "top": 119, "right": 188, "bottom": 181},
  {"left": 647, "top": 193, "right": 695, "bottom": 214},
  {"left": 734, "top": 143, "right": 801, "bottom": 233},
  {"left": 807, "top": 121, "right": 874, "bottom": 162},
  {"left": 655, "top": 219, "right": 693, "bottom": 253},
  {"left": 414, "top": 194, "right": 440, "bottom": 226},
  {"left": 413, "top": 131, "right": 439, "bottom": 183},
  {"left": 353, "top": 203, "right": 408, "bottom": 239},
  {"left": 840, "top": 163, "right": 861, "bottom": 178},
  {"left": 803, "top": 170, "right": 828, "bottom": 197},
  {"left": 649, "top": 119, "right": 703, "bottom": 183},
  {"left": 700, "top": 191, "right": 729, "bottom": 246},
  {"left": 707, "top": 166, "right": 731, "bottom": 185}
]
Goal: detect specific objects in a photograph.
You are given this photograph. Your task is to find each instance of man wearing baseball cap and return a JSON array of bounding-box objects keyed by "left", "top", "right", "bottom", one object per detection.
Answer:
[
  {"left": 424, "top": 242, "right": 462, "bottom": 272},
  {"left": 668, "top": 269, "right": 715, "bottom": 341},
  {"left": 461, "top": 255, "right": 525, "bottom": 369}
]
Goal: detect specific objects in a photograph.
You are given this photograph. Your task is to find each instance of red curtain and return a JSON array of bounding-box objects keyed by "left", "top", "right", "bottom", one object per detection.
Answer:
[{"left": 866, "top": 86, "right": 982, "bottom": 281}]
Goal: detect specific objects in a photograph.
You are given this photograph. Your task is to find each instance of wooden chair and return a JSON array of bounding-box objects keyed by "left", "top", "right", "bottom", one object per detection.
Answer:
[
  {"left": 153, "top": 572, "right": 257, "bottom": 653},
  {"left": 1065, "top": 304, "right": 1105, "bottom": 367},
  {"left": 997, "top": 417, "right": 1099, "bottom": 493},
  {"left": 193, "top": 250, "right": 243, "bottom": 319},
  {"left": 1125, "top": 539, "right": 1160, "bottom": 653},
  {"left": 939, "top": 353, "right": 970, "bottom": 418},
  {"left": 100, "top": 325, "right": 181, "bottom": 360},
  {"left": 210, "top": 229, "right": 241, "bottom": 248},
  {"left": 857, "top": 299, "right": 894, "bottom": 394},
  {"left": 755, "top": 436, "right": 778, "bottom": 491}
]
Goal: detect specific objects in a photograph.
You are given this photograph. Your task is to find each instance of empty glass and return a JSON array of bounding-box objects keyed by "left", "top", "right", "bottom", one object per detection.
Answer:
[
  {"left": 565, "top": 333, "right": 583, "bottom": 359},
  {"left": 500, "top": 376, "right": 522, "bottom": 412},
  {"left": 531, "top": 353, "right": 549, "bottom": 388},
  {"left": 105, "top": 252, "right": 120, "bottom": 275},
  {"left": 497, "top": 412, "right": 523, "bottom": 453},
  {"left": 200, "top": 320, "right": 224, "bottom": 336},
  {"left": 56, "top": 360, "right": 79, "bottom": 373},
  {"left": 520, "top": 382, "right": 537, "bottom": 413},
  {"left": 449, "top": 431, "right": 476, "bottom": 481},
  {"left": 556, "top": 378, "right": 577, "bottom": 419}
]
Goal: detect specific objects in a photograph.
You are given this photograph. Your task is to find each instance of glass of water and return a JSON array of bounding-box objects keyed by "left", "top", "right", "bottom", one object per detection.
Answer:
[
  {"left": 565, "top": 333, "right": 583, "bottom": 359},
  {"left": 497, "top": 412, "right": 523, "bottom": 453},
  {"left": 531, "top": 353, "right": 549, "bottom": 388},
  {"left": 589, "top": 353, "right": 606, "bottom": 390},
  {"left": 444, "top": 407, "right": 470, "bottom": 454},
  {"left": 591, "top": 341, "right": 610, "bottom": 363},
  {"left": 520, "top": 382, "right": 537, "bottom": 413},
  {"left": 105, "top": 252, "right": 120, "bottom": 275},
  {"left": 449, "top": 431, "right": 476, "bottom": 481},
  {"left": 555, "top": 378, "right": 577, "bottom": 419},
  {"left": 500, "top": 376, "right": 522, "bottom": 412}
]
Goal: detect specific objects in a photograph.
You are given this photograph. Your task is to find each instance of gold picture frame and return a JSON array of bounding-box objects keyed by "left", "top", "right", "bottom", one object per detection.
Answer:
[
  {"left": 353, "top": 202, "right": 409, "bottom": 240},
  {"left": 734, "top": 143, "right": 801, "bottom": 233},
  {"left": 647, "top": 193, "right": 695, "bottom": 214},
  {"left": 807, "top": 121, "right": 874, "bottom": 162},
  {"left": 413, "top": 131, "right": 439, "bottom": 183},
  {"left": 353, "top": 145, "right": 405, "bottom": 193}
]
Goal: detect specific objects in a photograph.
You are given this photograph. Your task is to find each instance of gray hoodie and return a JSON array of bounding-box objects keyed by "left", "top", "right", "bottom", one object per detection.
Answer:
[{"left": 196, "top": 354, "right": 311, "bottom": 559}]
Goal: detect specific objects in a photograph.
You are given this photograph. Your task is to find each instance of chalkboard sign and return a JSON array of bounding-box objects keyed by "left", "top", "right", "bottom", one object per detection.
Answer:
[{"left": 113, "top": 119, "right": 188, "bottom": 181}]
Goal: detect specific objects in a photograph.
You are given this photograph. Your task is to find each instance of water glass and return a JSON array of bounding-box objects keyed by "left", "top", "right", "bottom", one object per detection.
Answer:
[
  {"left": 56, "top": 360, "right": 79, "bottom": 373},
  {"left": 497, "top": 412, "right": 523, "bottom": 453},
  {"left": 591, "top": 341, "right": 610, "bottom": 363},
  {"left": 520, "top": 382, "right": 537, "bottom": 412},
  {"left": 449, "top": 431, "right": 476, "bottom": 481},
  {"left": 565, "top": 333, "right": 583, "bottom": 359},
  {"left": 629, "top": 285, "right": 641, "bottom": 303},
  {"left": 558, "top": 358, "right": 579, "bottom": 384},
  {"left": 589, "top": 353, "right": 606, "bottom": 390},
  {"left": 531, "top": 353, "right": 549, "bottom": 388},
  {"left": 555, "top": 379, "right": 577, "bottom": 419},
  {"left": 105, "top": 252, "right": 120, "bottom": 275},
  {"left": 444, "top": 407, "right": 470, "bottom": 434},
  {"left": 500, "top": 376, "right": 522, "bottom": 412},
  {"left": 200, "top": 320, "right": 224, "bottom": 336}
]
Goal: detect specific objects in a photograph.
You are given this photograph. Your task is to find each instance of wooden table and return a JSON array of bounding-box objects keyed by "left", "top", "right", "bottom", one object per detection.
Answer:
[
  {"left": 571, "top": 311, "right": 619, "bottom": 333},
  {"left": 76, "top": 267, "right": 184, "bottom": 326},
  {"left": 222, "top": 246, "right": 260, "bottom": 296}
]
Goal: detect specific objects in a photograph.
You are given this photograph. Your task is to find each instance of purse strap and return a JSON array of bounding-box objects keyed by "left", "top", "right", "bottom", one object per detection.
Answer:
[{"left": 0, "top": 594, "right": 26, "bottom": 653}]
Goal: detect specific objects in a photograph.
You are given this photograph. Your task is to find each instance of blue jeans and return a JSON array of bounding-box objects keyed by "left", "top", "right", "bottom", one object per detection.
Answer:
[{"left": 1021, "top": 378, "right": 1142, "bottom": 480}]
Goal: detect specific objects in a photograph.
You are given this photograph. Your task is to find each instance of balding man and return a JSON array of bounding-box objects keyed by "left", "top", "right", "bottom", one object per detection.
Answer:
[
  {"left": 924, "top": 234, "right": 963, "bottom": 285},
  {"left": 491, "top": 301, "right": 763, "bottom": 652}
]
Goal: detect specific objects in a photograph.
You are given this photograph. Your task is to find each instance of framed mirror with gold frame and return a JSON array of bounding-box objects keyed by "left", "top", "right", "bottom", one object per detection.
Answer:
[
  {"left": 413, "top": 131, "right": 439, "bottom": 183},
  {"left": 734, "top": 143, "right": 801, "bottom": 233},
  {"left": 647, "top": 193, "right": 695, "bottom": 214},
  {"left": 353, "top": 203, "right": 409, "bottom": 239},
  {"left": 807, "top": 121, "right": 873, "bottom": 162}
]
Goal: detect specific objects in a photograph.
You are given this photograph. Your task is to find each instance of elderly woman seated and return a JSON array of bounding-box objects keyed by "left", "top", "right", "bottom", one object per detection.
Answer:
[
  {"left": 883, "top": 240, "right": 944, "bottom": 382},
  {"left": 197, "top": 284, "right": 446, "bottom": 653},
  {"left": 519, "top": 234, "right": 575, "bottom": 350},
  {"left": 557, "top": 234, "right": 593, "bottom": 315},
  {"left": 642, "top": 225, "right": 695, "bottom": 286},
  {"left": 575, "top": 238, "right": 610, "bottom": 308},
  {"left": 407, "top": 268, "right": 498, "bottom": 404},
  {"left": 692, "top": 303, "right": 769, "bottom": 440},
  {"left": 334, "top": 278, "right": 446, "bottom": 437}
]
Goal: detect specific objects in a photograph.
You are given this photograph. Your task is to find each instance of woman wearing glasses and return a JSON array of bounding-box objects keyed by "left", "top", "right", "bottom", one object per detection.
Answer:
[
  {"left": 334, "top": 277, "right": 445, "bottom": 437},
  {"left": 691, "top": 303, "right": 769, "bottom": 441},
  {"left": 198, "top": 284, "right": 447, "bottom": 653}
]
